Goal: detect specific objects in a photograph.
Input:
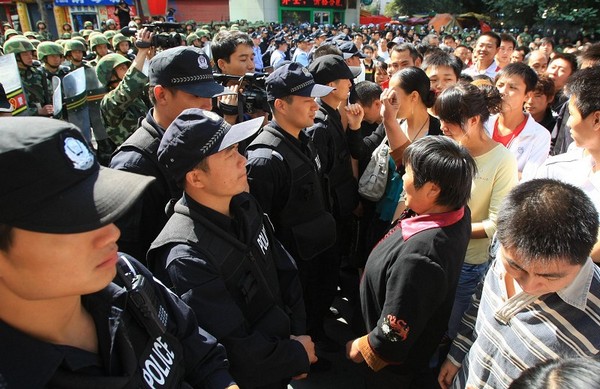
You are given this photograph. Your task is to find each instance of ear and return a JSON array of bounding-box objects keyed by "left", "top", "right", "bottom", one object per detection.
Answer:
[
  {"left": 216, "top": 58, "right": 227, "bottom": 72},
  {"left": 468, "top": 115, "right": 480, "bottom": 129},
  {"left": 184, "top": 168, "right": 207, "bottom": 190},
  {"left": 415, "top": 57, "right": 422, "bottom": 68},
  {"left": 426, "top": 181, "right": 441, "bottom": 202},
  {"left": 153, "top": 85, "right": 168, "bottom": 104},
  {"left": 274, "top": 98, "right": 286, "bottom": 113},
  {"left": 593, "top": 111, "right": 600, "bottom": 131}
]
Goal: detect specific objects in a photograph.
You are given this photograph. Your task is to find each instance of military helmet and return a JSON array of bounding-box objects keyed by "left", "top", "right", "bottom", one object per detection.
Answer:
[
  {"left": 3, "top": 36, "right": 34, "bottom": 54},
  {"left": 24, "top": 31, "right": 37, "bottom": 39},
  {"left": 95, "top": 53, "right": 130, "bottom": 86},
  {"left": 84, "top": 21, "right": 93, "bottom": 28},
  {"left": 186, "top": 33, "right": 199, "bottom": 46},
  {"left": 90, "top": 34, "right": 109, "bottom": 51},
  {"left": 30, "top": 39, "right": 41, "bottom": 49},
  {"left": 72, "top": 36, "right": 87, "bottom": 47},
  {"left": 61, "top": 32, "right": 71, "bottom": 39},
  {"left": 104, "top": 30, "right": 117, "bottom": 40},
  {"left": 37, "top": 41, "right": 64, "bottom": 61},
  {"left": 64, "top": 39, "right": 86, "bottom": 56},
  {"left": 81, "top": 29, "right": 93, "bottom": 38},
  {"left": 112, "top": 33, "right": 130, "bottom": 47},
  {"left": 4, "top": 28, "right": 19, "bottom": 41}
]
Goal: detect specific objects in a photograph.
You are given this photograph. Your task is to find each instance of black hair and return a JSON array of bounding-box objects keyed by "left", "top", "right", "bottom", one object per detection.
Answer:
[
  {"left": 496, "top": 62, "right": 539, "bottom": 93},
  {"left": 477, "top": 31, "right": 501, "bottom": 48},
  {"left": 421, "top": 50, "right": 463, "bottom": 79},
  {"left": 312, "top": 42, "right": 343, "bottom": 60},
  {"left": 211, "top": 30, "right": 253, "bottom": 72},
  {"left": 549, "top": 52, "right": 578, "bottom": 75},
  {"left": 391, "top": 43, "right": 422, "bottom": 63},
  {"left": 362, "top": 44, "right": 374, "bottom": 52},
  {"left": 497, "top": 179, "right": 599, "bottom": 266},
  {"left": 509, "top": 358, "right": 600, "bottom": 389},
  {"left": 350, "top": 81, "right": 382, "bottom": 106},
  {"left": 578, "top": 42, "right": 600, "bottom": 68},
  {"left": 402, "top": 136, "right": 476, "bottom": 210},
  {"left": 435, "top": 82, "right": 502, "bottom": 127},
  {"left": 540, "top": 37, "right": 555, "bottom": 49},
  {"left": 565, "top": 66, "right": 600, "bottom": 119},
  {"left": 0, "top": 224, "right": 12, "bottom": 252},
  {"left": 533, "top": 74, "right": 555, "bottom": 101},
  {"left": 392, "top": 66, "right": 436, "bottom": 108},
  {"left": 515, "top": 45, "right": 530, "bottom": 57},
  {"left": 499, "top": 33, "right": 517, "bottom": 50}
]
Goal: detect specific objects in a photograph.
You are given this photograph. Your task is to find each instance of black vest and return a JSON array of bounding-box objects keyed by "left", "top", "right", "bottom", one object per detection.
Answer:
[
  {"left": 247, "top": 125, "right": 336, "bottom": 261},
  {"left": 148, "top": 194, "right": 290, "bottom": 333},
  {"left": 314, "top": 106, "right": 359, "bottom": 219}
]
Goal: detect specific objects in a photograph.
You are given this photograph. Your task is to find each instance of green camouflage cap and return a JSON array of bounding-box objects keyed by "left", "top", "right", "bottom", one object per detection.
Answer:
[
  {"left": 4, "top": 29, "right": 19, "bottom": 40},
  {"left": 3, "top": 36, "right": 34, "bottom": 54},
  {"left": 95, "top": 53, "right": 131, "bottom": 86},
  {"left": 64, "top": 39, "right": 86, "bottom": 55},
  {"left": 89, "top": 34, "right": 109, "bottom": 51},
  {"left": 186, "top": 33, "right": 199, "bottom": 45},
  {"left": 112, "top": 33, "right": 130, "bottom": 47},
  {"left": 37, "top": 41, "right": 64, "bottom": 61},
  {"left": 104, "top": 30, "right": 117, "bottom": 40}
]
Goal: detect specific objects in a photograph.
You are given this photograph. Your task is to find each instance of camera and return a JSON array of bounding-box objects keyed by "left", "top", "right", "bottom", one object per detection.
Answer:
[
  {"left": 120, "top": 22, "right": 182, "bottom": 50},
  {"left": 213, "top": 72, "right": 269, "bottom": 115}
]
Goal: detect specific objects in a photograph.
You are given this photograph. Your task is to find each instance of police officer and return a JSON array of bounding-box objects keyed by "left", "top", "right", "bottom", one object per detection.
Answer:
[
  {"left": 97, "top": 27, "right": 151, "bottom": 147},
  {"left": 307, "top": 54, "right": 361, "bottom": 349},
  {"left": 110, "top": 46, "right": 227, "bottom": 262},
  {"left": 147, "top": 109, "right": 317, "bottom": 389},
  {"left": 245, "top": 63, "right": 338, "bottom": 367},
  {"left": 0, "top": 117, "right": 238, "bottom": 389},
  {"left": 3, "top": 36, "right": 53, "bottom": 116}
]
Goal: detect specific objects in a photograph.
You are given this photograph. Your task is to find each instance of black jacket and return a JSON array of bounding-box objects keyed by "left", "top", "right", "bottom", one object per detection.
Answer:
[
  {"left": 110, "top": 109, "right": 180, "bottom": 261},
  {"left": 148, "top": 193, "right": 309, "bottom": 389},
  {"left": 0, "top": 255, "right": 233, "bottom": 388}
]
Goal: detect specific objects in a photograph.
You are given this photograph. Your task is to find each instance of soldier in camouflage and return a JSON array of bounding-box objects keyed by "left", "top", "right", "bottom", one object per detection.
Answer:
[
  {"left": 64, "top": 39, "right": 90, "bottom": 71},
  {"left": 3, "top": 37, "right": 53, "bottom": 116},
  {"left": 38, "top": 41, "right": 70, "bottom": 119},
  {"left": 88, "top": 34, "right": 111, "bottom": 67},
  {"left": 113, "top": 33, "right": 135, "bottom": 60},
  {"left": 36, "top": 20, "right": 53, "bottom": 42},
  {"left": 96, "top": 27, "right": 151, "bottom": 146}
]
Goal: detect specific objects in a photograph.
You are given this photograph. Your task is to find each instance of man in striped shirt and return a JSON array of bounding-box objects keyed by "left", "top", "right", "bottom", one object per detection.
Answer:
[{"left": 438, "top": 179, "right": 600, "bottom": 389}]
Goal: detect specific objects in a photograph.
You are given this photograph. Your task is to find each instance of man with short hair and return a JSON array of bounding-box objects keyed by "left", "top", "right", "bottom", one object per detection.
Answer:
[
  {"left": 245, "top": 63, "right": 337, "bottom": 369},
  {"left": 535, "top": 66, "right": 600, "bottom": 262},
  {"left": 438, "top": 179, "right": 600, "bottom": 389},
  {"left": 388, "top": 43, "right": 422, "bottom": 77},
  {"left": 420, "top": 50, "right": 461, "bottom": 96},
  {"left": 110, "top": 46, "right": 226, "bottom": 261},
  {"left": 527, "top": 50, "right": 549, "bottom": 74},
  {"left": 148, "top": 109, "right": 317, "bottom": 388},
  {"left": 546, "top": 53, "right": 577, "bottom": 113},
  {"left": 0, "top": 117, "right": 238, "bottom": 389},
  {"left": 463, "top": 32, "right": 501, "bottom": 79},
  {"left": 524, "top": 74, "right": 556, "bottom": 132},
  {"left": 495, "top": 33, "right": 516, "bottom": 69}
]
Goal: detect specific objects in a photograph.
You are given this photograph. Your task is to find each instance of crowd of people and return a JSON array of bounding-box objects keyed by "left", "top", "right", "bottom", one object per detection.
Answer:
[{"left": 2, "top": 13, "right": 600, "bottom": 389}]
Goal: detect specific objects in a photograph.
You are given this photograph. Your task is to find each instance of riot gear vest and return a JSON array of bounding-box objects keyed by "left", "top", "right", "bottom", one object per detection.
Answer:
[
  {"left": 148, "top": 193, "right": 290, "bottom": 332},
  {"left": 314, "top": 105, "right": 359, "bottom": 219},
  {"left": 246, "top": 125, "right": 336, "bottom": 261}
]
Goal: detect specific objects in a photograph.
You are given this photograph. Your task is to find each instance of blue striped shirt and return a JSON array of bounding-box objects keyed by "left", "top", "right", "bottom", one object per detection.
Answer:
[{"left": 448, "top": 252, "right": 600, "bottom": 388}]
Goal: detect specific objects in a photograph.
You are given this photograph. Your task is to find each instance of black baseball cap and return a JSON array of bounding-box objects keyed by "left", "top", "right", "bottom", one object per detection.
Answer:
[
  {"left": 308, "top": 54, "right": 361, "bottom": 85},
  {"left": 158, "top": 109, "right": 263, "bottom": 182},
  {"left": 0, "top": 118, "right": 153, "bottom": 233},
  {"left": 0, "top": 83, "right": 13, "bottom": 112},
  {"left": 148, "top": 46, "right": 227, "bottom": 98},
  {"left": 265, "top": 62, "right": 334, "bottom": 101},
  {"left": 338, "top": 41, "right": 366, "bottom": 59}
]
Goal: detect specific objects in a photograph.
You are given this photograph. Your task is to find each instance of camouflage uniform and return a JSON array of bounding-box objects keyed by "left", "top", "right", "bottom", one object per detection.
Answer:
[
  {"left": 18, "top": 65, "right": 53, "bottom": 116},
  {"left": 100, "top": 65, "right": 149, "bottom": 145}
]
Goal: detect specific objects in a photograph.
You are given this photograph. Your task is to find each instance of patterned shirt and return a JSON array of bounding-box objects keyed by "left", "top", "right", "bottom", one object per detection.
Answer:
[
  {"left": 100, "top": 65, "right": 149, "bottom": 146},
  {"left": 448, "top": 250, "right": 600, "bottom": 389}
]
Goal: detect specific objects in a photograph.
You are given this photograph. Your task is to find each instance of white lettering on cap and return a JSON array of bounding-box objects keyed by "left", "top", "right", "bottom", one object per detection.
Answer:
[
  {"left": 63, "top": 137, "right": 94, "bottom": 170},
  {"left": 197, "top": 55, "right": 208, "bottom": 69}
]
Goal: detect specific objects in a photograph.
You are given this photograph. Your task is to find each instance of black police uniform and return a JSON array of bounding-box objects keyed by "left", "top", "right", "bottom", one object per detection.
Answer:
[
  {"left": 148, "top": 192, "right": 309, "bottom": 389},
  {"left": 0, "top": 255, "right": 234, "bottom": 389},
  {"left": 246, "top": 121, "right": 337, "bottom": 339},
  {"left": 110, "top": 109, "right": 181, "bottom": 261}
]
